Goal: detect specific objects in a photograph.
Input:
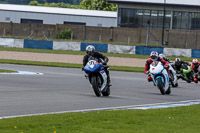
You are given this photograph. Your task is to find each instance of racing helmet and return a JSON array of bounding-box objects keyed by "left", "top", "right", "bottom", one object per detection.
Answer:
[
  {"left": 150, "top": 51, "right": 158, "bottom": 61},
  {"left": 175, "top": 58, "right": 181, "bottom": 66},
  {"left": 192, "top": 59, "right": 198, "bottom": 67},
  {"left": 86, "top": 45, "right": 95, "bottom": 56},
  {"left": 159, "top": 54, "right": 165, "bottom": 59}
]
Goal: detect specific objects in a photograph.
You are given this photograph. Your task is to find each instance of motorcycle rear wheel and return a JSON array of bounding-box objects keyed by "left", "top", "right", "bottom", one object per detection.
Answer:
[
  {"left": 169, "top": 71, "right": 176, "bottom": 87},
  {"left": 91, "top": 76, "right": 101, "bottom": 97}
]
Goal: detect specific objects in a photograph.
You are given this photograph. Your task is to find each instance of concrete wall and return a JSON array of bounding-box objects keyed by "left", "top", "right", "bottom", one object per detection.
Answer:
[{"left": 0, "top": 22, "right": 200, "bottom": 49}]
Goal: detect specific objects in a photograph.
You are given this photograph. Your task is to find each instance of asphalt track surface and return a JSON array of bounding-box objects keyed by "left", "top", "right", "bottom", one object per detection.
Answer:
[{"left": 0, "top": 64, "right": 200, "bottom": 117}]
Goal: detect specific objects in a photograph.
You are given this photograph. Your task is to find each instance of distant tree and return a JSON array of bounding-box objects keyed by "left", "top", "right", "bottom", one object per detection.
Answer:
[
  {"left": 29, "top": 0, "right": 39, "bottom": 6},
  {"left": 80, "top": 0, "right": 117, "bottom": 11},
  {"left": 1, "top": 0, "right": 82, "bottom": 5},
  {"left": 28, "top": 0, "right": 116, "bottom": 11},
  {"left": 93, "top": 0, "right": 116, "bottom": 11},
  {"left": 80, "top": 0, "right": 92, "bottom": 9}
]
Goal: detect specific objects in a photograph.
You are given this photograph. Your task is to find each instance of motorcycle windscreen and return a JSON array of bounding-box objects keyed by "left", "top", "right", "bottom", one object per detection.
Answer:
[{"left": 84, "top": 63, "right": 102, "bottom": 73}]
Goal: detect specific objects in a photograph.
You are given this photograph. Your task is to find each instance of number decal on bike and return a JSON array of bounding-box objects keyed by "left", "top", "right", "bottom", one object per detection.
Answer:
[
  {"left": 89, "top": 60, "right": 95, "bottom": 65},
  {"left": 87, "top": 60, "right": 97, "bottom": 68}
]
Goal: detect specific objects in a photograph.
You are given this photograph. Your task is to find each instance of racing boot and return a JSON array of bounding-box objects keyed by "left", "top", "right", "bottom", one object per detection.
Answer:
[
  {"left": 194, "top": 78, "right": 198, "bottom": 83},
  {"left": 104, "top": 66, "right": 112, "bottom": 86},
  {"left": 105, "top": 67, "right": 112, "bottom": 86},
  {"left": 194, "top": 75, "right": 198, "bottom": 83},
  {"left": 107, "top": 76, "right": 112, "bottom": 86}
]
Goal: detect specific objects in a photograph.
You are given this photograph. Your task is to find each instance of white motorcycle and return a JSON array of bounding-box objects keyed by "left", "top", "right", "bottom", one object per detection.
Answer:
[
  {"left": 169, "top": 63, "right": 178, "bottom": 87},
  {"left": 149, "top": 61, "right": 171, "bottom": 95}
]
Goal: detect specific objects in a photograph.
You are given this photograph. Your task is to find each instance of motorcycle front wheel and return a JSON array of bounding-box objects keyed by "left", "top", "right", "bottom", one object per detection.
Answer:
[
  {"left": 157, "top": 78, "right": 165, "bottom": 95},
  {"left": 91, "top": 76, "right": 101, "bottom": 97},
  {"left": 165, "top": 86, "right": 171, "bottom": 95},
  {"left": 102, "top": 86, "right": 110, "bottom": 96},
  {"left": 169, "top": 71, "right": 176, "bottom": 87}
]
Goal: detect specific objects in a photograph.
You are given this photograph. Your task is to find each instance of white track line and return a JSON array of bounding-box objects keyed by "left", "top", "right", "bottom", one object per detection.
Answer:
[
  {"left": 0, "top": 71, "right": 43, "bottom": 75},
  {"left": 0, "top": 99, "right": 200, "bottom": 119}
]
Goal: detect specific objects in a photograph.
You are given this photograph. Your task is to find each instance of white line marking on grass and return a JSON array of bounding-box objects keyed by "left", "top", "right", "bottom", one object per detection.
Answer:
[{"left": 0, "top": 99, "right": 200, "bottom": 119}]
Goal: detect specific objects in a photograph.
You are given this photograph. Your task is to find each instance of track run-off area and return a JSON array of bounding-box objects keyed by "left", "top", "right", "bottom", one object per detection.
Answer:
[{"left": 0, "top": 64, "right": 200, "bottom": 118}]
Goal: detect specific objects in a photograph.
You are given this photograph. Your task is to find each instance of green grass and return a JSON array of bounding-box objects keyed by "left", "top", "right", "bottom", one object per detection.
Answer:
[
  {"left": 0, "top": 69, "right": 16, "bottom": 73},
  {"left": 0, "top": 59, "right": 145, "bottom": 72},
  {"left": 0, "top": 104, "right": 199, "bottom": 133},
  {"left": 0, "top": 46, "right": 195, "bottom": 62}
]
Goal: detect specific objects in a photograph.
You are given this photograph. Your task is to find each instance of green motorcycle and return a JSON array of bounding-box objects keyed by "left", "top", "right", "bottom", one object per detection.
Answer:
[{"left": 178, "top": 64, "right": 194, "bottom": 83}]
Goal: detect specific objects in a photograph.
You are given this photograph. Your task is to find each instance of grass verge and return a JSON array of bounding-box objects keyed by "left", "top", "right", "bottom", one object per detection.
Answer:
[
  {"left": 0, "top": 104, "right": 199, "bottom": 133},
  {"left": 0, "top": 59, "right": 144, "bottom": 72},
  {"left": 0, "top": 69, "right": 16, "bottom": 73}
]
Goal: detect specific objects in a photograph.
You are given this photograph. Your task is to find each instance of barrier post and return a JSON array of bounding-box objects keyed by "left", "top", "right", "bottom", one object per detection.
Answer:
[
  {"left": 128, "top": 36, "right": 130, "bottom": 45},
  {"left": 146, "top": 20, "right": 150, "bottom": 46}
]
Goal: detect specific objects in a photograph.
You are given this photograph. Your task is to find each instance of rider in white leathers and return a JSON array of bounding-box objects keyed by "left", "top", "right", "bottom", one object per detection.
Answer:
[{"left": 159, "top": 54, "right": 178, "bottom": 86}]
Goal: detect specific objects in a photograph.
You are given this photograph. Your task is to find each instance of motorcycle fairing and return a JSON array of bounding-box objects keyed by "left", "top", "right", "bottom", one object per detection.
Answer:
[
  {"left": 84, "top": 62, "right": 101, "bottom": 73},
  {"left": 99, "top": 69, "right": 107, "bottom": 91},
  {"left": 150, "top": 62, "right": 169, "bottom": 91}
]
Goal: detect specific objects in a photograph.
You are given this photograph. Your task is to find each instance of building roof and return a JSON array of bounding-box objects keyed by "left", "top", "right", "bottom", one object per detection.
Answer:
[
  {"left": 0, "top": 4, "right": 117, "bottom": 18},
  {"left": 108, "top": 0, "right": 200, "bottom": 7}
]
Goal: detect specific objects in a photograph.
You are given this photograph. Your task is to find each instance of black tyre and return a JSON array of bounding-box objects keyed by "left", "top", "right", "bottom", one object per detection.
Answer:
[
  {"left": 165, "top": 86, "right": 171, "bottom": 95},
  {"left": 187, "top": 73, "right": 194, "bottom": 82},
  {"left": 174, "top": 83, "right": 178, "bottom": 87},
  {"left": 170, "top": 72, "right": 176, "bottom": 87},
  {"left": 102, "top": 86, "right": 110, "bottom": 96},
  {"left": 91, "top": 76, "right": 101, "bottom": 97},
  {"left": 157, "top": 78, "right": 165, "bottom": 95}
]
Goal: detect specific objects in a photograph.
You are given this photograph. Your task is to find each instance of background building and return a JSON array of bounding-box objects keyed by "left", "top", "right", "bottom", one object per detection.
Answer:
[
  {"left": 0, "top": 4, "right": 117, "bottom": 27},
  {"left": 108, "top": 0, "right": 200, "bottom": 30}
]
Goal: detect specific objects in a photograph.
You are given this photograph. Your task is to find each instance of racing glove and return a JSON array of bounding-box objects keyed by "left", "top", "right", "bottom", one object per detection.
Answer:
[
  {"left": 164, "top": 65, "right": 169, "bottom": 69},
  {"left": 145, "top": 71, "right": 149, "bottom": 75},
  {"left": 102, "top": 62, "right": 107, "bottom": 65}
]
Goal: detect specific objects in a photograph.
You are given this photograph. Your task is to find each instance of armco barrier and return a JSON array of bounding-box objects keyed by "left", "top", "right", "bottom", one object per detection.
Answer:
[
  {"left": 14, "top": 39, "right": 24, "bottom": 48},
  {"left": 0, "top": 38, "right": 14, "bottom": 47},
  {"left": 68, "top": 42, "right": 81, "bottom": 51},
  {"left": 135, "top": 46, "right": 164, "bottom": 55},
  {"left": 164, "top": 48, "right": 191, "bottom": 57},
  {"left": 81, "top": 43, "right": 108, "bottom": 53},
  {"left": 53, "top": 41, "right": 81, "bottom": 51},
  {"left": 192, "top": 49, "right": 200, "bottom": 58},
  {"left": 3, "top": 37, "right": 200, "bottom": 58},
  {"left": 24, "top": 39, "right": 53, "bottom": 50},
  {"left": 108, "top": 44, "right": 135, "bottom": 54}
]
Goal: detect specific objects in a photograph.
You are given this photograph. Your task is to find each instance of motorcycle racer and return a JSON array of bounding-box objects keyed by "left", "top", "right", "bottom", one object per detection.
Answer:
[
  {"left": 144, "top": 51, "right": 169, "bottom": 82},
  {"left": 159, "top": 54, "right": 178, "bottom": 86},
  {"left": 171, "top": 58, "right": 193, "bottom": 82},
  {"left": 172, "top": 58, "right": 190, "bottom": 74},
  {"left": 191, "top": 59, "right": 200, "bottom": 73},
  {"left": 159, "top": 54, "right": 171, "bottom": 62},
  {"left": 191, "top": 59, "right": 200, "bottom": 83},
  {"left": 83, "top": 45, "right": 111, "bottom": 86}
]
